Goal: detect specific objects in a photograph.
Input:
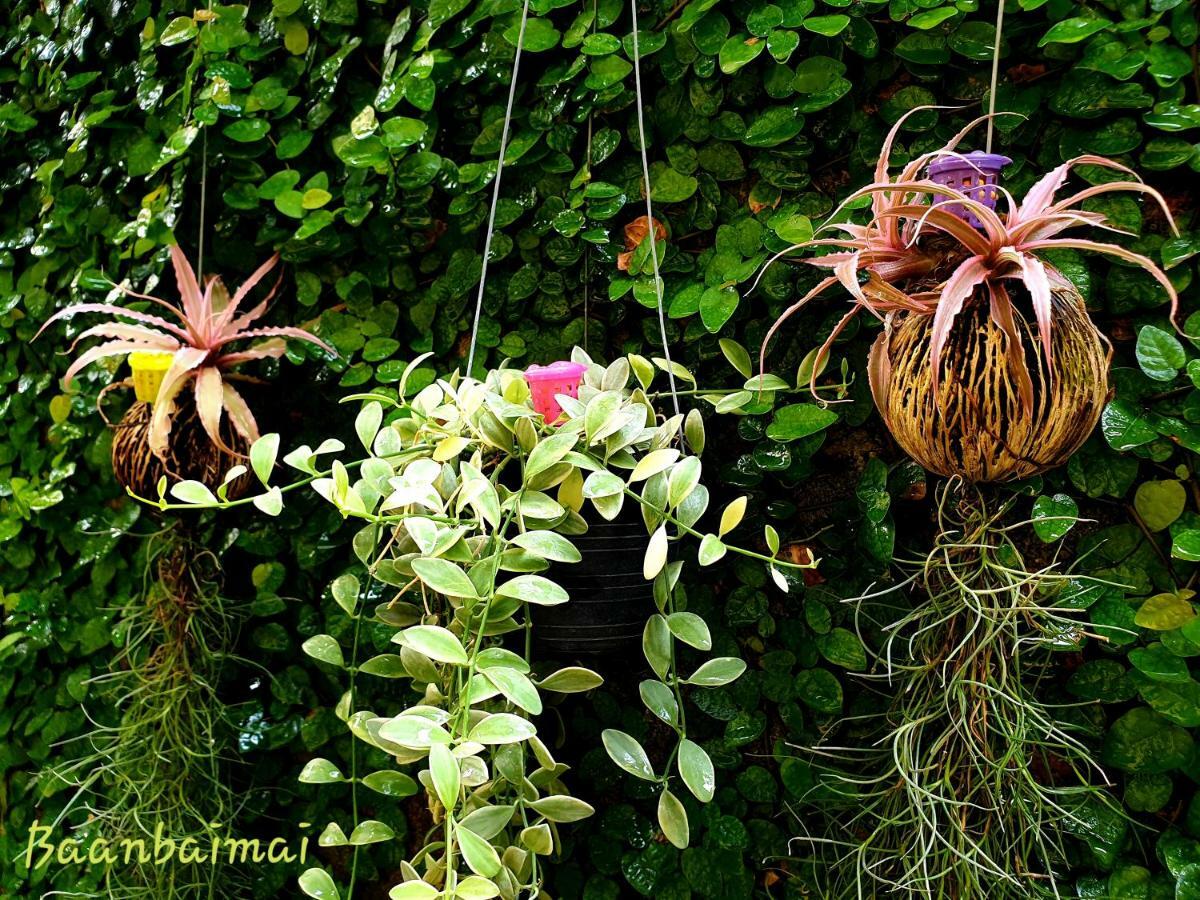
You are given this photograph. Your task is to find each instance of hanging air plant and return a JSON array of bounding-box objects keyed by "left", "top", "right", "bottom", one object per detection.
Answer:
[
  {"left": 760, "top": 113, "right": 1178, "bottom": 482},
  {"left": 40, "top": 246, "right": 330, "bottom": 498},
  {"left": 801, "top": 482, "right": 1120, "bottom": 898},
  {"left": 761, "top": 100, "right": 1181, "bottom": 895}
]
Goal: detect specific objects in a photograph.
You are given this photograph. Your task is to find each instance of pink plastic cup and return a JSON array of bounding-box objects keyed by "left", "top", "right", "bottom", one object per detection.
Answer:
[{"left": 524, "top": 361, "right": 587, "bottom": 424}]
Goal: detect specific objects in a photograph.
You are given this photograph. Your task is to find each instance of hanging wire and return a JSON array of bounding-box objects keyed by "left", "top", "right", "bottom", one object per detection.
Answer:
[
  {"left": 197, "top": 0, "right": 214, "bottom": 277},
  {"left": 985, "top": 0, "right": 1005, "bottom": 153},
  {"left": 583, "top": 111, "right": 593, "bottom": 355},
  {"left": 197, "top": 128, "right": 208, "bottom": 278},
  {"left": 466, "top": 0, "right": 533, "bottom": 377},
  {"left": 582, "top": 0, "right": 600, "bottom": 356},
  {"left": 629, "top": 0, "right": 680, "bottom": 418}
]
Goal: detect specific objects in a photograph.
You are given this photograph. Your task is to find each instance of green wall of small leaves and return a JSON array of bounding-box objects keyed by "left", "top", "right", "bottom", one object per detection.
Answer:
[{"left": 2, "top": 0, "right": 1199, "bottom": 895}]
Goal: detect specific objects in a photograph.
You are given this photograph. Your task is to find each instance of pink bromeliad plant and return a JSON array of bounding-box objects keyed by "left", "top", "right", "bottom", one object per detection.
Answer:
[
  {"left": 783, "top": 118, "right": 1184, "bottom": 900},
  {"left": 757, "top": 109, "right": 1179, "bottom": 417},
  {"left": 40, "top": 245, "right": 331, "bottom": 459}
]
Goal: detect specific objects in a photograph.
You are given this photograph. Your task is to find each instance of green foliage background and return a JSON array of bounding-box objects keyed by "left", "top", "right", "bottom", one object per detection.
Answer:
[{"left": 1, "top": 0, "right": 1198, "bottom": 896}]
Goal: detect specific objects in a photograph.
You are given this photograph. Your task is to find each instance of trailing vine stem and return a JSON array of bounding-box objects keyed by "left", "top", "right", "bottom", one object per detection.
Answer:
[
  {"left": 439, "top": 504, "right": 517, "bottom": 887},
  {"left": 616, "top": 484, "right": 811, "bottom": 573},
  {"left": 339, "top": 519, "right": 385, "bottom": 900},
  {"left": 144, "top": 448, "right": 814, "bottom": 574}
]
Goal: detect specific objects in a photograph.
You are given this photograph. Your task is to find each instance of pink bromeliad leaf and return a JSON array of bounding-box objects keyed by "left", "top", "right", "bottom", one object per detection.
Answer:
[
  {"left": 865, "top": 192, "right": 1005, "bottom": 253},
  {"left": 1022, "top": 238, "right": 1179, "bottom": 322},
  {"left": 214, "top": 253, "right": 282, "bottom": 338},
  {"left": 833, "top": 253, "right": 868, "bottom": 308},
  {"left": 1048, "top": 181, "right": 1174, "bottom": 224},
  {"left": 1012, "top": 251, "right": 1055, "bottom": 380},
  {"left": 221, "top": 381, "right": 260, "bottom": 443},
  {"left": 808, "top": 306, "right": 860, "bottom": 393},
  {"left": 169, "top": 245, "right": 206, "bottom": 334},
  {"left": 757, "top": 275, "right": 840, "bottom": 379},
  {"left": 193, "top": 366, "right": 236, "bottom": 455},
  {"left": 870, "top": 106, "right": 982, "bottom": 245},
  {"left": 1013, "top": 156, "right": 1138, "bottom": 225},
  {"left": 929, "top": 255, "right": 992, "bottom": 397},
  {"left": 37, "top": 302, "right": 193, "bottom": 344},
  {"left": 148, "top": 347, "right": 208, "bottom": 458},
  {"left": 1010, "top": 210, "right": 1112, "bottom": 245},
  {"left": 867, "top": 330, "right": 893, "bottom": 420},
  {"left": 986, "top": 281, "right": 1034, "bottom": 415},
  {"left": 231, "top": 325, "right": 335, "bottom": 355},
  {"left": 216, "top": 339, "right": 289, "bottom": 368},
  {"left": 62, "top": 340, "right": 167, "bottom": 387},
  {"left": 69, "top": 323, "right": 180, "bottom": 352}
]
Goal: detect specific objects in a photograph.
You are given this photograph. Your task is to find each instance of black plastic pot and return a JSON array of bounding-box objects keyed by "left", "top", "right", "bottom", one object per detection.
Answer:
[{"left": 532, "top": 510, "right": 652, "bottom": 657}]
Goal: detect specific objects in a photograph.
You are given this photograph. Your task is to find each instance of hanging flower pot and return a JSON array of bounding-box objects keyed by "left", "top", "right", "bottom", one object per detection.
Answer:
[
  {"left": 129, "top": 350, "right": 174, "bottom": 403},
  {"left": 758, "top": 111, "right": 1179, "bottom": 482},
  {"left": 927, "top": 151, "right": 1011, "bottom": 228},
  {"left": 41, "top": 245, "right": 331, "bottom": 499},
  {"left": 868, "top": 280, "right": 1109, "bottom": 482},
  {"left": 521, "top": 360, "right": 650, "bottom": 655},
  {"left": 532, "top": 508, "right": 653, "bottom": 657}
]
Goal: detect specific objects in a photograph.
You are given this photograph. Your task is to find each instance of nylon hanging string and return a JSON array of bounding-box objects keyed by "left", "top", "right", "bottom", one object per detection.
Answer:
[
  {"left": 198, "top": 0, "right": 214, "bottom": 278},
  {"left": 466, "top": 0, "right": 532, "bottom": 376},
  {"left": 198, "top": 128, "right": 208, "bottom": 278},
  {"left": 985, "top": 0, "right": 1005, "bottom": 153},
  {"left": 630, "top": 0, "right": 681, "bottom": 419}
]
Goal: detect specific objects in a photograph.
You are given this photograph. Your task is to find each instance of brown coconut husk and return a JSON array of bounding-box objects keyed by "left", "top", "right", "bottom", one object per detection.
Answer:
[
  {"left": 111, "top": 392, "right": 252, "bottom": 500},
  {"left": 868, "top": 282, "right": 1110, "bottom": 483}
]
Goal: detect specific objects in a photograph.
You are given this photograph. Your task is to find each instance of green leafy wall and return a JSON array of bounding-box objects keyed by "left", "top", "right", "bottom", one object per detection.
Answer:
[{"left": 1, "top": 0, "right": 1198, "bottom": 896}]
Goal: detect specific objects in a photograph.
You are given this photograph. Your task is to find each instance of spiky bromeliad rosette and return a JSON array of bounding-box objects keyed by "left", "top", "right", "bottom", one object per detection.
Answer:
[
  {"left": 41, "top": 246, "right": 330, "bottom": 499},
  {"left": 761, "top": 112, "right": 1179, "bottom": 483}
]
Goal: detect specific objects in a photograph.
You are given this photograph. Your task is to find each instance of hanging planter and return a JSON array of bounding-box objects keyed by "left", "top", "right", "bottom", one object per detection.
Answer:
[
  {"left": 523, "top": 360, "right": 651, "bottom": 655},
  {"left": 868, "top": 277, "right": 1109, "bottom": 482},
  {"left": 525, "top": 360, "right": 588, "bottom": 424},
  {"left": 40, "top": 245, "right": 331, "bottom": 499},
  {"left": 533, "top": 507, "right": 652, "bottom": 657},
  {"left": 758, "top": 112, "right": 1179, "bottom": 483},
  {"left": 754, "top": 96, "right": 1180, "bottom": 896},
  {"left": 926, "top": 150, "right": 1010, "bottom": 228}
]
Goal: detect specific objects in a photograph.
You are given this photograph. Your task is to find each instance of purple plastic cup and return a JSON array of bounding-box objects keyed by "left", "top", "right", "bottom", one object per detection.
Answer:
[
  {"left": 524, "top": 361, "right": 587, "bottom": 424},
  {"left": 927, "top": 151, "right": 1011, "bottom": 228}
]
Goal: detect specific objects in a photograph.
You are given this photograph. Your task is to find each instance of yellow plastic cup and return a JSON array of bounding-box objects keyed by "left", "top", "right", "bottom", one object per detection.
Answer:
[{"left": 128, "top": 351, "right": 174, "bottom": 404}]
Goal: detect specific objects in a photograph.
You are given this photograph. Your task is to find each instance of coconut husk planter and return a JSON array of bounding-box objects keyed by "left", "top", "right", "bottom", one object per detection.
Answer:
[
  {"left": 757, "top": 120, "right": 1177, "bottom": 485},
  {"left": 869, "top": 281, "right": 1109, "bottom": 483},
  {"left": 112, "top": 394, "right": 253, "bottom": 501}
]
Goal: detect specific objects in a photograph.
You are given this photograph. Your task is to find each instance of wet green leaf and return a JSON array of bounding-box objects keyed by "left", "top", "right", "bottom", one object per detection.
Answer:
[
  {"left": 1039, "top": 17, "right": 1111, "bottom": 46},
  {"left": 1103, "top": 707, "right": 1194, "bottom": 773},
  {"left": 1032, "top": 493, "right": 1079, "bottom": 542},
  {"left": 601, "top": 729, "right": 656, "bottom": 781}
]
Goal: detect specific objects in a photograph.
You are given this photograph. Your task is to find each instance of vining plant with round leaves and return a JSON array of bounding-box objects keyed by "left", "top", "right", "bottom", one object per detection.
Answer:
[{"left": 151, "top": 348, "right": 813, "bottom": 899}]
